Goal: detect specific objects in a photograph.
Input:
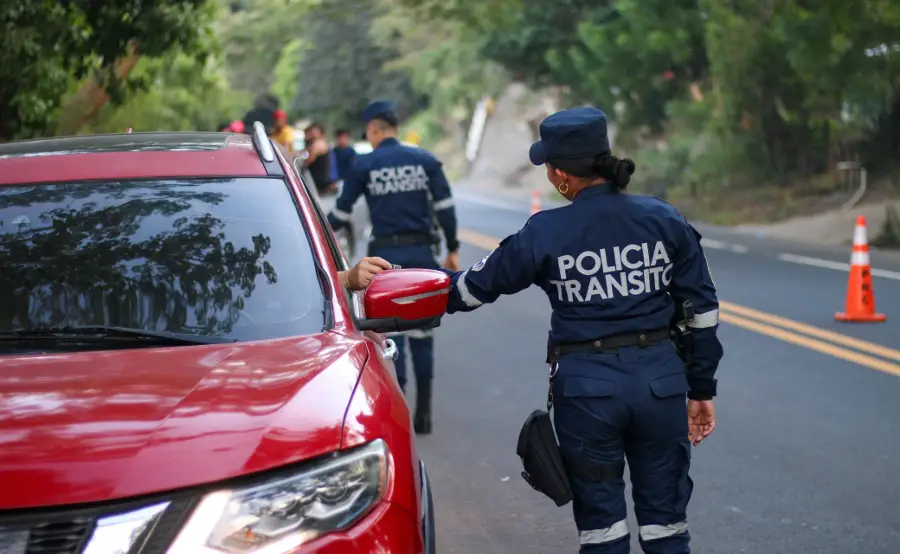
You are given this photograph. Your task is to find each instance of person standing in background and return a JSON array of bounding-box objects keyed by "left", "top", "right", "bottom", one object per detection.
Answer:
[
  {"left": 270, "top": 110, "right": 295, "bottom": 152},
  {"left": 303, "top": 122, "right": 335, "bottom": 196},
  {"left": 331, "top": 129, "right": 357, "bottom": 184}
]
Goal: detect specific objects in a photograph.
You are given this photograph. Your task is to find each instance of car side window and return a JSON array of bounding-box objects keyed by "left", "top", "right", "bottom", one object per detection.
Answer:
[
  {"left": 291, "top": 162, "right": 365, "bottom": 319},
  {"left": 291, "top": 160, "right": 348, "bottom": 268}
]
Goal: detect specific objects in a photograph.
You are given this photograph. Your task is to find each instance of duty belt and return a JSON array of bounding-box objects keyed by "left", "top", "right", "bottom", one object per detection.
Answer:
[
  {"left": 546, "top": 327, "right": 672, "bottom": 364},
  {"left": 369, "top": 232, "right": 438, "bottom": 249}
]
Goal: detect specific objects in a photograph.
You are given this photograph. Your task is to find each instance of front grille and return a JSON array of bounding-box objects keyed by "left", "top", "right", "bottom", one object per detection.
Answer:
[
  {"left": 0, "top": 496, "right": 197, "bottom": 554},
  {"left": 25, "top": 518, "right": 92, "bottom": 554},
  {"left": 0, "top": 518, "right": 92, "bottom": 554}
]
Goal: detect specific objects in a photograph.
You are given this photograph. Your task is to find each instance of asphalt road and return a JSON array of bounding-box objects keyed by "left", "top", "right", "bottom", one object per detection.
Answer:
[{"left": 346, "top": 188, "right": 900, "bottom": 553}]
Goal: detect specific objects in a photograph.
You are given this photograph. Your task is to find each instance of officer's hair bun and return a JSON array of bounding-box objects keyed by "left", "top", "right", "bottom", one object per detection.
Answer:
[{"left": 593, "top": 154, "right": 636, "bottom": 190}]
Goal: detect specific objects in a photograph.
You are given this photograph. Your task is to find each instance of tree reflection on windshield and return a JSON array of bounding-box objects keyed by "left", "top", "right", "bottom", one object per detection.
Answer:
[{"left": 0, "top": 178, "right": 325, "bottom": 342}]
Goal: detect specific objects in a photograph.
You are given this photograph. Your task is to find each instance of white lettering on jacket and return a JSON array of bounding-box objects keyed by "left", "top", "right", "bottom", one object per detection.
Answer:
[
  {"left": 548, "top": 241, "right": 673, "bottom": 302},
  {"left": 366, "top": 164, "right": 429, "bottom": 196}
]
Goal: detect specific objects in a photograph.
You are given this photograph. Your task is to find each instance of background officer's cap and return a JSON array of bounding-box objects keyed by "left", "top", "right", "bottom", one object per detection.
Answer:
[
  {"left": 360, "top": 100, "right": 398, "bottom": 138},
  {"left": 529, "top": 106, "right": 611, "bottom": 166}
]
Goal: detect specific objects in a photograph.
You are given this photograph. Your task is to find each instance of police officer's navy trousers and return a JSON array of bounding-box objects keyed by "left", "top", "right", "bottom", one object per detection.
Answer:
[
  {"left": 551, "top": 342, "right": 693, "bottom": 554},
  {"left": 367, "top": 244, "right": 439, "bottom": 392}
]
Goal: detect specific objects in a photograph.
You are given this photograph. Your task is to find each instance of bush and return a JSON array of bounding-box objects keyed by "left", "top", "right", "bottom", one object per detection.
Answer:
[{"left": 873, "top": 205, "right": 900, "bottom": 249}]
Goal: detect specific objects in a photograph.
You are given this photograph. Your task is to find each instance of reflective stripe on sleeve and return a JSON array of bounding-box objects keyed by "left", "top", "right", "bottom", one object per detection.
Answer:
[
  {"left": 580, "top": 520, "right": 629, "bottom": 545},
  {"left": 688, "top": 308, "right": 718, "bottom": 329},
  {"left": 433, "top": 197, "right": 454, "bottom": 211},
  {"left": 330, "top": 209, "right": 351, "bottom": 222},
  {"left": 456, "top": 270, "right": 483, "bottom": 308},
  {"left": 639, "top": 521, "right": 688, "bottom": 542}
]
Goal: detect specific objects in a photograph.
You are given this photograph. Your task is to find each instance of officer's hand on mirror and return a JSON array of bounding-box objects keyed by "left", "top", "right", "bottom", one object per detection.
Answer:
[
  {"left": 687, "top": 399, "right": 716, "bottom": 446},
  {"left": 443, "top": 251, "right": 460, "bottom": 272},
  {"left": 341, "top": 257, "right": 393, "bottom": 291}
]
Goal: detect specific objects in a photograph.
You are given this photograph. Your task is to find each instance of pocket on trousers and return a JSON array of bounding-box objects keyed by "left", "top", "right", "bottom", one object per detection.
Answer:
[
  {"left": 649, "top": 373, "right": 690, "bottom": 398},
  {"left": 559, "top": 376, "right": 617, "bottom": 399}
]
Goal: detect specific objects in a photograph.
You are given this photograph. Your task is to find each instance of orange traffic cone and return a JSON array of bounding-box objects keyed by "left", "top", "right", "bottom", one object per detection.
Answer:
[
  {"left": 835, "top": 216, "right": 886, "bottom": 322},
  {"left": 530, "top": 190, "right": 542, "bottom": 215}
]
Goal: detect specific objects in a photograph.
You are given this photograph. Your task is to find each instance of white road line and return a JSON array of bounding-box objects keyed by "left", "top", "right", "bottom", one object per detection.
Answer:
[
  {"left": 701, "top": 239, "right": 748, "bottom": 253},
  {"left": 700, "top": 239, "right": 730, "bottom": 250},
  {"left": 777, "top": 253, "right": 900, "bottom": 281}
]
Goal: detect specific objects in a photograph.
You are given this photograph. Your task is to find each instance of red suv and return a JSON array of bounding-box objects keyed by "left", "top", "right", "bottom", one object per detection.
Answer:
[{"left": 0, "top": 125, "right": 447, "bottom": 553}]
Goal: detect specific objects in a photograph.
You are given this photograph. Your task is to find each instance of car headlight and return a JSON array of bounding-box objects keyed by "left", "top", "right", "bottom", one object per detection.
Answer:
[{"left": 168, "top": 439, "right": 390, "bottom": 553}]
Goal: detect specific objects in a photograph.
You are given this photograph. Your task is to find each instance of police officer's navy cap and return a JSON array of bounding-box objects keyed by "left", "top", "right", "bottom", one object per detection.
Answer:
[
  {"left": 529, "top": 106, "right": 611, "bottom": 166},
  {"left": 361, "top": 100, "right": 398, "bottom": 138},
  {"left": 361, "top": 100, "right": 397, "bottom": 123}
]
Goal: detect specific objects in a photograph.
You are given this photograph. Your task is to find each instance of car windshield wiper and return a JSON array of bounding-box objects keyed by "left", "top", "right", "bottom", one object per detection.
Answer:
[{"left": 0, "top": 326, "right": 238, "bottom": 345}]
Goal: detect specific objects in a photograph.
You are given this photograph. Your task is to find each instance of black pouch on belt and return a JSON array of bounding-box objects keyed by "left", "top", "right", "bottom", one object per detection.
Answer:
[{"left": 516, "top": 409, "right": 574, "bottom": 507}]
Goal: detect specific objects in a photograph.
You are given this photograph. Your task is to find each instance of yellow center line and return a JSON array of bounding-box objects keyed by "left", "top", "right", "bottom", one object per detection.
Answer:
[
  {"left": 720, "top": 301, "right": 900, "bottom": 363},
  {"left": 720, "top": 313, "right": 900, "bottom": 377},
  {"left": 458, "top": 228, "right": 502, "bottom": 251},
  {"left": 457, "top": 227, "right": 900, "bottom": 377}
]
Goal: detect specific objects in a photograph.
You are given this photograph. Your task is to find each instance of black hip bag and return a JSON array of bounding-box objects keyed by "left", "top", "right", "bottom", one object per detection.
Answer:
[{"left": 516, "top": 357, "right": 575, "bottom": 507}]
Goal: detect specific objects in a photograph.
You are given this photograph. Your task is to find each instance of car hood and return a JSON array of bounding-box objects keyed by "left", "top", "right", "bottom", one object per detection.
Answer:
[{"left": 0, "top": 333, "right": 368, "bottom": 509}]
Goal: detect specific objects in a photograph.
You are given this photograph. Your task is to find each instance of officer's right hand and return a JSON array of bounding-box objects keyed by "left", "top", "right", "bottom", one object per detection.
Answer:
[{"left": 687, "top": 399, "right": 716, "bottom": 446}]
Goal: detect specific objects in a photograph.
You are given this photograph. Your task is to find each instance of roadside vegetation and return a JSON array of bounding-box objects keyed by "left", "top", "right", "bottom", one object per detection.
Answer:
[{"left": 4, "top": 0, "right": 900, "bottom": 242}]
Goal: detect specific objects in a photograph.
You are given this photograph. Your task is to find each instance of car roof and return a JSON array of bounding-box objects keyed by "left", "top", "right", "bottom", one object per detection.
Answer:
[{"left": 0, "top": 132, "right": 271, "bottom": 185}]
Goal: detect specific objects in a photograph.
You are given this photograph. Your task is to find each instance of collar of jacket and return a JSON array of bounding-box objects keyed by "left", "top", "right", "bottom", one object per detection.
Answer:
[
  {"left": 376, "top": 137, "right": 400, "bottom": 149},
  {"left": 573, "top": 183, "right": 617, "bottom": 202}
]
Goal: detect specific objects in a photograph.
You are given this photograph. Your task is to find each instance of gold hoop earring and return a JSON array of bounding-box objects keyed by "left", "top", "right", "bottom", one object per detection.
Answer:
[{"left": 558, "top": 181, "right": 569, "bottom": 194}]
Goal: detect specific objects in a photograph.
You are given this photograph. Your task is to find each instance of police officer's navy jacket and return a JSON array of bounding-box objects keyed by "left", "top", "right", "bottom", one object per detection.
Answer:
[
  {"left": 327, "top": 136, "right": 459, "bottom": 252},
  {"left": 445, "top": 185, "right": 723, "bottom": 397}
]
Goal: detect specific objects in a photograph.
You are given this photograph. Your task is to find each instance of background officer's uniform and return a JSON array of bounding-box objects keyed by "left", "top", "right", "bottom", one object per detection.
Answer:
[
  {"left": 327, "top": 100, "right": 459, "bottom": 434},
  {"left": 443, "top": 108, "right": 723, "bottom": 553}
]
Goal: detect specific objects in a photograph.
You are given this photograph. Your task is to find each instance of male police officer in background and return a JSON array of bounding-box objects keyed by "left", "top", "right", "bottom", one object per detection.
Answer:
[{"left": 327, "top": 100, "right": 460, "bottom": 435}]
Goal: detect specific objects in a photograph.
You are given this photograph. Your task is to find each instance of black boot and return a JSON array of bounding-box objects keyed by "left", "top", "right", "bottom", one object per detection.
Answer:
[{"left": 413, "top": 379, "right": 433, "bottom": 435}]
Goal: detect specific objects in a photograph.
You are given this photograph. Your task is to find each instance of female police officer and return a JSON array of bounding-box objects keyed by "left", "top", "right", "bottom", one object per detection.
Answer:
[{"left": 431, "top": 107, "right": 722, "bottom": 554}]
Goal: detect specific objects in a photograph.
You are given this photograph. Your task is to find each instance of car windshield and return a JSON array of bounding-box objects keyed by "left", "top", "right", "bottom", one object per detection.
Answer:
[{"left": 0, "top": 177, "right": 326, "bottom": 347}]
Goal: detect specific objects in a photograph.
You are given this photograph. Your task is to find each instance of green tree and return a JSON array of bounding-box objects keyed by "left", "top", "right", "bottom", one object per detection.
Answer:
[
  {"left": 290, "top": 0, "right": 422, "bottom": 130},
  {"left": 216, "top": 0, "right": 312, "bottom": 95},
  {"left": 393, "top": 0, "right": 522, "bottom": 30},
  {"left": 373, "top": 1, "right": 509, "bottom": 120},
  {"left": 703, "top": 0, "right": 900, "bottom": 179},
  {"left": 554, "top": 0, "right": 709, "bottom": 133},
  {"left": 82, "top": 52, "right": 250, "bottom": 133},
  {"left": 0, "top": 0, "right": 213, "bottom": 140},
  {"left": 271, "top": 38, "right": 308, "bottom": 117}
]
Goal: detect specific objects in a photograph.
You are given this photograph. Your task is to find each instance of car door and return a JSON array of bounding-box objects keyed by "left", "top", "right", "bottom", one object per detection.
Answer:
[{"left": 288, "top": 158, "right": 399, "bottom": 367}]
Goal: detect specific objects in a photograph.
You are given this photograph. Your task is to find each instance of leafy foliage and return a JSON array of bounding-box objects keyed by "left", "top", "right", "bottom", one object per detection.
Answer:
[
  {"left": 373, "top": 0, "right": 509, "bottom": 121},
  {"left": 413, "top": 0, "right": 900, "bottom": 183},
  {"left": 216, "top": 0, "right": 312, "bottom": 95},
  {"left": 289, "top": 0, "right": 423, "bottom": 130},
  {"left": 83, "top": 52, "right": 249, "bottom": 133},
  {"left": 271, "top": 38, "right": 307, "bottom": 118},
  {"left": 0, "top": 0, "right": 212, "bottom": 140}
]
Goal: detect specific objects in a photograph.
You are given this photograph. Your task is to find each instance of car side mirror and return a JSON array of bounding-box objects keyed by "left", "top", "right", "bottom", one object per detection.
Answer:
[{"left": 357, "top": 269, "right": 450, "bottom": 334}]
